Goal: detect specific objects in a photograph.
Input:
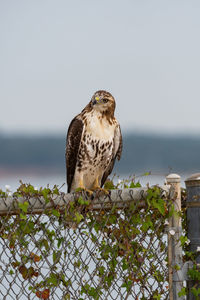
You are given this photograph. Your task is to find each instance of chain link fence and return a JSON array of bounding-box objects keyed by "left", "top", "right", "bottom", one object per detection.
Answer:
[{"left": 0, "top": 182, "right": 179, "bottom": 300}]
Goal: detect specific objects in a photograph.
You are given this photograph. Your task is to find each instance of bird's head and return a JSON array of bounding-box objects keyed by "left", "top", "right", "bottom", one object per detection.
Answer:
[{"left": 90, "top": 90, "right": 116, "bottom": 115}]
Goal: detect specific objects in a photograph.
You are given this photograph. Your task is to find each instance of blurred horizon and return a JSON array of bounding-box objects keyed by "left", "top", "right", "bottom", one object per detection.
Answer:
[
  {"left": 1, "top": 128, "right": 200, "bottom": 138},
  {"left": 1, "top": 131, "right": 200, "bottom": 173},
  {"left": 0, "top": 131, "right": 199, "bottom": 191}
]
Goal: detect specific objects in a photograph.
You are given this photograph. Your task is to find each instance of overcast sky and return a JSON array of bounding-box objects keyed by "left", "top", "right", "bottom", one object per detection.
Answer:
[{"left": 1, "top": 0, "right": 200, "bottom": 135}]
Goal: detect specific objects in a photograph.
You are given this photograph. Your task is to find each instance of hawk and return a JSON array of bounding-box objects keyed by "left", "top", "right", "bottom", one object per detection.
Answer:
[{"left": 65, "top": 90, "right": 122, "bottom": 193}]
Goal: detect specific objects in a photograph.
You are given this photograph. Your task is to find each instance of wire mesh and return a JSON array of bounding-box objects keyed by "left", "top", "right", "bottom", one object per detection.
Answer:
[{"left": 0, "top": 187, "right": 170, "bottom": 300}]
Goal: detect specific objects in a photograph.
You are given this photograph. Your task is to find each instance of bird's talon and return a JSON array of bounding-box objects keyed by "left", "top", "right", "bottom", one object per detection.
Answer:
[
  {"left": 75, "top": 187, "right": 93, "bottom": 197},
  {"left": 92, "top": 187, "right": 110, "bottom": 196}
]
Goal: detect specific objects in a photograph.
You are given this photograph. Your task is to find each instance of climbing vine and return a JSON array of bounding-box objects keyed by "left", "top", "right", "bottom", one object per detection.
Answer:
[{"left": 0, "top": 179, "right": 187, "bottom": 299}]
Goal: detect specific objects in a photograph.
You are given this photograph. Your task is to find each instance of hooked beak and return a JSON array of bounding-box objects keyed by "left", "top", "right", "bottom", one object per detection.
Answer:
[
  {"left": 92, "top": 99, "right": 97, "bottom": 105},
  {"left": 92, "top": 96, "right": 100, "bottom": 105}
]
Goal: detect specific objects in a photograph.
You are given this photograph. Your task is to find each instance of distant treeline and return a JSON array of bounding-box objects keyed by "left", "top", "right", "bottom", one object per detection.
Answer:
[{"left": 0, "top": 133, "right": 200, "bottom": 174}]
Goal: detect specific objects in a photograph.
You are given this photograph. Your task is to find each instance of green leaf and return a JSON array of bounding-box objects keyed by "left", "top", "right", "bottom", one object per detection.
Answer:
[
  {"left": 143, "top": 171, "right": 151, "bottom": 176},
  {"left": 74, "top": 260, "right": 81, "bottom": 268},
  {"left": 74, "top": 212, "right": 84, "bottom": 223},
  {"left": 47, "top": 273, "right": 58, "bottom": 286},
  {"left": 121, "top": 280, "right": 132, "bottom": 291},
  {"left": 129, "top": 181, "right": 141, "bottom": 188},
  {"left": 104, "top": 180, "right": 115, "bottom": 190},
  {"left": 53, "top": 250, "right": 61, "bottom": 264},
  {"left": 178, "top": 287, "right": 187, "bottom": 297},
  {"left": 53, "top": 185, "right": 59, "bottom": 195},
  {"left": 153, "top": 295, "right": 161, "bottom": 300},
  {"left": 52, "top": 209, "right": 60, "bottom": 217},
  {"left": 18, "top": 201, "right": 29, "bottom": 213},
  {"left": 152, "top": 198, "right": 165, "bottom": 216},
  {"left": 78, "top": 196, "right": 89, "bottom": 205},
  {"left": 78, "top": 196, "right": 84, "bottom": 205},
  {"left": 42, "top": 188, "right": 51, "bottom": 203},
  {"left": 20, "top": 213, "right": 27, "bottom": 220},
  {"left": 98, "top": 266, "right": 105, "bottom": 276},
  {"left": 57, "top": 237, "right": 64, "bottom": 248},
  {"left": 191, "top": 287, "right": 200, "bottom": 297}
]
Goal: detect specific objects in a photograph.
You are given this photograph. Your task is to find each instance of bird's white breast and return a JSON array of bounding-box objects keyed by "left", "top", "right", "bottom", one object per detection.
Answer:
[{"left": 84, "top": 111, "right": 115, "bottom": 141}]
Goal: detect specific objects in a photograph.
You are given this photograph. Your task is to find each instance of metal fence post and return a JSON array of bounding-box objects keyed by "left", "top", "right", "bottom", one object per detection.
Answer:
[
  {"left": 185, "top": 174, "right": 200, "bottom": 299},
  {"left": 166, "top": 174, "right": 185, "bottom": 300}
]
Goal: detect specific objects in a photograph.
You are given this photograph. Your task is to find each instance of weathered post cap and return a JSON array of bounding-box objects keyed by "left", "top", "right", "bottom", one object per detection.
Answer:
[
  {"left": 185, "top": 173, "right": 200, "bottom": 187},
  {"left": 166, "top": 173, "right": 181, "bottom": 183}
]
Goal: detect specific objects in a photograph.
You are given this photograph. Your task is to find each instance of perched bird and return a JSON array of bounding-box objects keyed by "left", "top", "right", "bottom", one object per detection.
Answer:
[{"left": 65, "top": 90, "right": 122, "bottom": 193}]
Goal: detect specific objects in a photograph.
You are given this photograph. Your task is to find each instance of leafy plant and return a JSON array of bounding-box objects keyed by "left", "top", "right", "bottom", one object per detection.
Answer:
[{"left": 0, "top": 179, "right": 183, "bottom": 299}]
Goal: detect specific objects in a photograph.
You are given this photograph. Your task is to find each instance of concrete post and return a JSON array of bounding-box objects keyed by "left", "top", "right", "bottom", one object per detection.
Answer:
[
  {"left": 166, "top": 174, "right": 185, "bottom": 300},
  {"left": 185, "top": 174, "right": 200, "bottom": 299}
]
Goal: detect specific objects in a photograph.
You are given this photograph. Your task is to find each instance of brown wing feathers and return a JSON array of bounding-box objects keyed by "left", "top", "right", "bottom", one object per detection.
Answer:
[
  {"left": 65, "top": 118, "right": 83, "bottom": 193},
  {"left": 116, "top": 126, "right": 123, "bottom": 160}
]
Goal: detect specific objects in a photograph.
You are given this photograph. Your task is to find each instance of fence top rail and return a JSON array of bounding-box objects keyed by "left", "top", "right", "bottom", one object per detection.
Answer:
[{"left": 0, "top": 185, "right": 171, "bottom": 215}]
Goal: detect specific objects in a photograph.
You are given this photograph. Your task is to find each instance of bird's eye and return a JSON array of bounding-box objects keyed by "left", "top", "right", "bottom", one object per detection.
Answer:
[{"left": 103, "top": 98, "right": 109, "bottom": 103}]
